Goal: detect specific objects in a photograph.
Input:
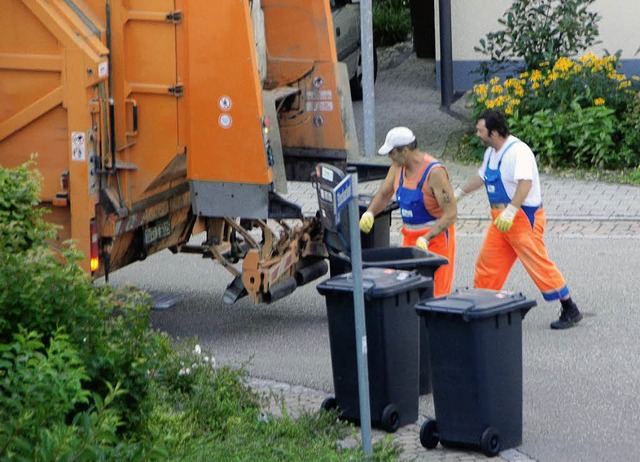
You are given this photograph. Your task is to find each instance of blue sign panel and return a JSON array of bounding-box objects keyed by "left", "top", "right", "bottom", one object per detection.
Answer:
[{"left": 333, "top": 174, "right": 353, "bottom": 214}]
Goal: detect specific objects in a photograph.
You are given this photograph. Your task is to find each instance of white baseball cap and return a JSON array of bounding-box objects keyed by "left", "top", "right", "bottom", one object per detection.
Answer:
[{"left": 377, "top": 127, "right": 416, "bottom": 155}]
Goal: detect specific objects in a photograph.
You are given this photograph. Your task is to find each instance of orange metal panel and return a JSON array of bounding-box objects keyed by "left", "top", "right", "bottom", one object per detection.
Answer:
[
  {"left": 261, "top": 0, "right": 351, "bottom": 152},
  {"left": 107, "top": 0, "right": 183, "bottom": 206},
  {"left": 261, "top": 0, "right": 338, "bottom": 63},
  {"left": 0, "top": 0, "right": 108, "bottom": 273},
  {"left": 183, "top": 0, "right": 272, "bottom": 185}
]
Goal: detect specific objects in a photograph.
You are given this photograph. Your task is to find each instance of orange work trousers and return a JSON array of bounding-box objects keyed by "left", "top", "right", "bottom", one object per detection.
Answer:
[
  {"left": 474, "top": 207, "right": 569, "bottom": 301},
  {"left": 402, "top": 225, "right": 455, "bottom": 297}
]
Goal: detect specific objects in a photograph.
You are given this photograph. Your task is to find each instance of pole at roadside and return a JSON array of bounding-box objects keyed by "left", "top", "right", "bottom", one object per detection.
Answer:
[{"left": 345, "top": 167, "right": 372, "bottom": 454}]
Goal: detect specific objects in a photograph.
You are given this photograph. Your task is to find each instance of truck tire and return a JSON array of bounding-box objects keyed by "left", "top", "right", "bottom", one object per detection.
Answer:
[{"left": 350, "top": 45, "right": 378, "bottom": 101}]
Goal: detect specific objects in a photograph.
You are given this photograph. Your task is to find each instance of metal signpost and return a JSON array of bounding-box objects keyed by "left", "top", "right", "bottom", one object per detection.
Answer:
[
  {"left": 360, "top": 0, "right": 376, "bottom": 156},
  {"left": 333, "top": 167, "right": 372, "bottom": 455}
]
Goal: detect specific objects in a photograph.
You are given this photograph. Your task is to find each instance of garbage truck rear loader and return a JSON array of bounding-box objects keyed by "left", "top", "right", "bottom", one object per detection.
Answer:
[{"left": 0, "top": 0, "right": 359, "bottom": 304}]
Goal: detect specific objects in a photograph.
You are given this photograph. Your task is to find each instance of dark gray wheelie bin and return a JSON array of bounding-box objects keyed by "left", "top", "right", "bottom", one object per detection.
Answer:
[
  {"left": 415, "top": 288, "right": 536, "bottom": 457},
  {"left": 317, "top": 267, "right": 432, "bottom": 432},
  {"left": 312, "top": 163, "right": 447, "bottom": 396},
  {"left": 328, "top": 247, "right": 447, "bottom": 395}
]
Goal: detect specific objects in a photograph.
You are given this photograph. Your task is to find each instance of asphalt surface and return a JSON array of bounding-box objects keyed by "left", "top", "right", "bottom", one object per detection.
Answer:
[{"left": 107, "top": 46, "right": 640, "bottom": 461}]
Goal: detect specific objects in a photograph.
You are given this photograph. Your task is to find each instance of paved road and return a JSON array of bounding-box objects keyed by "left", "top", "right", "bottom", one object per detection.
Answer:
[{"left": 108, "top": 50, "right": 640, "bottom": 461}]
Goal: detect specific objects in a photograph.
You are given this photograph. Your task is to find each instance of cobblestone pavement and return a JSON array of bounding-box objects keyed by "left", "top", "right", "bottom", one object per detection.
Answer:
[
  {"left": 248, "top": 376, "right": 536, "bottom": 462},
  {"left": 247, "top": 47, "right": 640, "bottom": 461}
]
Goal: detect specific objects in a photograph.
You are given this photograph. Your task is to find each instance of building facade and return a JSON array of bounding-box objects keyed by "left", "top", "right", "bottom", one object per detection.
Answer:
[{"left": 434, "top": 0, "right": 640, "bottom": 91}]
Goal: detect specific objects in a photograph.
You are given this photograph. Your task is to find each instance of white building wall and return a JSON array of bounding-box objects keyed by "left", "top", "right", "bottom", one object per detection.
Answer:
[{"left": 436, "top": 0, "right": 640, "bottom": 90}]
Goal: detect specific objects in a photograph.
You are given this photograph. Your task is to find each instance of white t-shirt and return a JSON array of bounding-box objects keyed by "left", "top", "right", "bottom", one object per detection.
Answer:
[{"left": 477, "top": 135, "right": 542, "bottom": 207}]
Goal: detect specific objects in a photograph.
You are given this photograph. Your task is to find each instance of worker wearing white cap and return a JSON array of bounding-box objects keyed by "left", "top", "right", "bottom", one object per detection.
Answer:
[{"left": 359, "top": 127, "right": 458, "bottom": 296}]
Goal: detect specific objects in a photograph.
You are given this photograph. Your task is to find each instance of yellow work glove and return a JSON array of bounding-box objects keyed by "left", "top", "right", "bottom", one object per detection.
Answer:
[
  {"left": 415, "top": 236, "right": 430, "bottom": 251},
  {"left": 493, "top": 204, "right": 519, "bottom": 232},
  {"left": 359, "top": 211, "right": 375, "bottom": 234}
]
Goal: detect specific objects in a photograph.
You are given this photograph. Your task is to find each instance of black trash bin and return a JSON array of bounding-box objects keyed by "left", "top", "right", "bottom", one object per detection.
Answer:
[
  {"left": 356, "top": 193, "right": 397, "bottom": 250},
  {"left": 325, "top": 193, "right": 399, "bottom": 277},
  {"left": 415, "top": 288, "right": 536, "bottom": 457},
  {"left": 328, "top": 246, "right": 447, "bottom": 395},
  {"left": 317, "top": 267, "right": 432, "bottom": 432},
  {"left": 312, "top": 163, "right": 447, "bottom": 395}
]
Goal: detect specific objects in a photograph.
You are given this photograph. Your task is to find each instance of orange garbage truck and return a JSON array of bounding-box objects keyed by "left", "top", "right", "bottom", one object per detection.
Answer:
[{"left": 0, "top": 0, "right": 361, "bottom": 304}]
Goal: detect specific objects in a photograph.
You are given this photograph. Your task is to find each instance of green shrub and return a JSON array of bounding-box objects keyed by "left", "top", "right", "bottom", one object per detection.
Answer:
[
  {"left": 0, "top": 330, "right": 154, "bottom": 461},
  {"left": 469, "top": 54, "right": 640, "bottom": 169},
  {"left": 475, "top": 0, "right": 601, "bottom": 79},
  {"left": 373, "top": 0, "right": 411, "bottom": 47},
  {"left": 0, "top": 161, "right": 172, "bottom": 435},
  {"left": 0, "top": 158, "right": 54, "bottom": 252},
  {"left": 0, "top": 160, "right": 399, "bottom": 461}
]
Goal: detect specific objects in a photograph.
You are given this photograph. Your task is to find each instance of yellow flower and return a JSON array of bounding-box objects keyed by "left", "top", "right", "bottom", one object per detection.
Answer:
[
  {"left": 503, "top": 78, "right": 519, "bottom": 89},
  {"left": 491, "top": 85, "right": 504, "bottom": 94},
  {"left": 579, "top": 52, "right": 598, "bottom": 64},
  {"left": 553, "top": 57, "right": 573, "bottom": 73},
  {"left": 490, "top": 76, "right": 500, "bottom": 85},
  {"left": 529, "top": 69, "right": 543, "bottom": 82},
  {"left": 594, "top": 97, "right": 605, "bottom": 106},
  {"left": 474, "top": 84, "right": 488, "bottom": 98}
]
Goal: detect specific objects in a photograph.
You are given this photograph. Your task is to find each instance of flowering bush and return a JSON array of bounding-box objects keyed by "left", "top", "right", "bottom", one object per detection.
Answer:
[
  {"left": 470, "top": 53, "right": 640, "bottom": 169},
  {"left": 474, "top": 0, "right": 600, "bottom": 80}
]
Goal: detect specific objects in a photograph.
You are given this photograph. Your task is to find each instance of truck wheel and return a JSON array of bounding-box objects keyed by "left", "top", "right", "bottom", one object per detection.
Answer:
[
  {"left": 380, "top": 403, "right": 400, "bottom": 433},
  {"left": 350, "top": 45, "right": 378, "bottom": 101},
  {"left": 480, "top": 427, "right": 501, "bottom": 457},
  {"left": 419, "top": 419, "right": 439, "bottom": 449}
]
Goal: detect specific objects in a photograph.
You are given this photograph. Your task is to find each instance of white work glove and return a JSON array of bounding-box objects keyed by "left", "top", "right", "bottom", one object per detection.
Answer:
[
  {"left": 359, "top": 211, "right": 374, "bottom": 234},
  {"left": 493, "top": 204, "right": 519, "bottom": 232},
  {"left": 415, "top": 236, "right": 429, "bottom": 251},
  {"left": 454, "top": 186, "right": 467, "bottom": 202}
]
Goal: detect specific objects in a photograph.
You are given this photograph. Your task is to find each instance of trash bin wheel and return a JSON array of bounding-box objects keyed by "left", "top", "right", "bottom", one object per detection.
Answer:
[
  {"left": 320, "top": 396, "right": 337, "bottom": 412},
  {"left": 419, "top": 419, "right": 439, "bottom": 449},
  {"left": 381, "top": 404, "right": 400, "bottom": 433},
  {"left": 480, "top": 427, "right": 501, "bottom": 457}
]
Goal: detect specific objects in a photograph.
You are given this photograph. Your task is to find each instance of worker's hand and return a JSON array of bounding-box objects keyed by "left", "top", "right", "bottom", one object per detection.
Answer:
[
  {"left": 415, "top": 236, "right": 429, "bottom": 251},
  {"left": 454, "top": 186, "right": 467, "bottom": 202},
  {"left": 493, "top": 204, "right": 519, "bottom": 232},
  {"left": 359, "top": 211, "right": 375, "bottom": 234}
]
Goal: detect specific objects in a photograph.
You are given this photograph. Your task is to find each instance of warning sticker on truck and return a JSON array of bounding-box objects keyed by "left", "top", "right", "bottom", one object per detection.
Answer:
[{"left": 71, "top": 132, "right": 86, "bottom": 161}]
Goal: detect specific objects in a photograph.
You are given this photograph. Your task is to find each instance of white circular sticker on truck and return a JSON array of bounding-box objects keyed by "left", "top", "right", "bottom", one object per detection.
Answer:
[
  {"left": 219, "top": 114, "right": 232, "bottom": 129},
  {"left": 71, "top": 131, "right": 86, "bottom": 161},
  {"left": 219, "top": 96, "right": 232, "bottom": 111}
]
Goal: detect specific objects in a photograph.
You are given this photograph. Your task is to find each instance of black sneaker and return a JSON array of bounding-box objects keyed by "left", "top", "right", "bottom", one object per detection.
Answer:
[{"left": 550, "top": 302, "right": 583, "bottom": 330}]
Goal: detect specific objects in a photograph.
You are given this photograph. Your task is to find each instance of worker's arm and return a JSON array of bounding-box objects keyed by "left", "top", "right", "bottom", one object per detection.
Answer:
[
  {"left": 422, "top": 167, "right": 457, "bottom": 242},
  {"left": 365, "top": 164, "right": 397, "bottom": 215},
  {"left": 359, "top": 165, "right": 397, "bottom": 233},
  {"left": 454, "top": 174, "right": 485, "bottom": 201},
  {"left": 509, "top": 179, "right": 532, "bottom": 208}
]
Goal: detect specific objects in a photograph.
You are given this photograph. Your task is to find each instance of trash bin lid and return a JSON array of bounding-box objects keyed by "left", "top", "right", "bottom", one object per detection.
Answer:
[
  {"left": 317, "top": 267, "right": 432, "bottom": 299},
  {"left": 362, "top": 246, "right": 448, "bottom": 270},
  {"left": 415, "top": 288, "right": 537, "bottom": 320}
]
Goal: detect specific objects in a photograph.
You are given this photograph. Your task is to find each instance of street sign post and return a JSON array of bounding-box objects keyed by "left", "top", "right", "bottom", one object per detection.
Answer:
[{"left": 339, "top": 167, "right": 372, "bottom": 455}]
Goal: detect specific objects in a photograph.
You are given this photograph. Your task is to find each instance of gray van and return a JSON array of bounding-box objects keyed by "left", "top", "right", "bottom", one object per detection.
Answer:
[{"left": 330, "top": 0, "right": 378, "bottom": 100}]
